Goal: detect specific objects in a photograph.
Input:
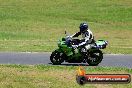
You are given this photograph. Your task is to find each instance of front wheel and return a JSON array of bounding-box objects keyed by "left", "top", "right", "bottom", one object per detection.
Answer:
[
  {"left": 50, "top": 50, "right": 64, "bottom": 65},
  {"left": 87, "top": 50, "right": 103, "bottom": 66}
]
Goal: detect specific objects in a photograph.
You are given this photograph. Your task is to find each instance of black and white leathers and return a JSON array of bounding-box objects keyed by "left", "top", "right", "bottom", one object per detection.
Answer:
[{"left": 71, "top": 29, "right": 94, "bottom": 49}]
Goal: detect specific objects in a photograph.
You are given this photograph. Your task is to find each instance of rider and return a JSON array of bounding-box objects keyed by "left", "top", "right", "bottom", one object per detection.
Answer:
[{"left": 71, "top": 22, "right": 94, "bottom": 53}]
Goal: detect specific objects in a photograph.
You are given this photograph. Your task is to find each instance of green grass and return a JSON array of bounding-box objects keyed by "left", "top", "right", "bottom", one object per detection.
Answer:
[
  {"left": 0, "top": 0, "right": 132, "bottom": 53},
  {"left": 0, "top": 64, "right": 132, "bottom": 88}
]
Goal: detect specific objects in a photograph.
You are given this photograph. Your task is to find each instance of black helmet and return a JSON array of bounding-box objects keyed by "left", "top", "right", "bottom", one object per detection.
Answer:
[{"left": 79, "top": 23, "right": 88, "bottom": 33}]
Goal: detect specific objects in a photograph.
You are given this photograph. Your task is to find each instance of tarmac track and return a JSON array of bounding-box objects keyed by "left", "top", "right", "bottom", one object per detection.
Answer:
[{"left": 0, "top": 52, "right": 132, "bottom": 68}]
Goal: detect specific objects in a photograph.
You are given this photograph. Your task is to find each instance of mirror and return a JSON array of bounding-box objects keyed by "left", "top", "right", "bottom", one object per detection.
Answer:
[{"left": 65, "top": 30, "right": 67, "bottom": 34}]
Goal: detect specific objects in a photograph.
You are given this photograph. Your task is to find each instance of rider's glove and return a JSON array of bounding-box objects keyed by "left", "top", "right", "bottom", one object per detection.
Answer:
[
  {"left": 70, "top": 35, "right": 73, "bottom": 38},
  {"left": 72, "top": 45, "right": 78, "bottom": 49}
]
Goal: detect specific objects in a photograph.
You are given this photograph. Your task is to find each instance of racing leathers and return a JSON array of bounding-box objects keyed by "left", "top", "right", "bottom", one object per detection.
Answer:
[{"left": 71, "top": 28, "right": 94, "bottom": 52}]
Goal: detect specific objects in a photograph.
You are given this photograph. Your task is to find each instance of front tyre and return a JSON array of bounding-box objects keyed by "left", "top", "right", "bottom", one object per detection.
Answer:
[
  {"left": 87, "top": 50, "right": 103, "bottom": 66},
  {"left": 50, "top": 50, "right": 64, "bottom": 65}
]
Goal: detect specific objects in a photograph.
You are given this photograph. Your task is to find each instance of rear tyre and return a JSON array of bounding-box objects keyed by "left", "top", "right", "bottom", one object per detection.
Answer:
[
  {"left": 50, "top": 50, "right": 64, "bottom": 65},
  {"left": 87, "top": 50, "right": 103, "bottom": 66}
]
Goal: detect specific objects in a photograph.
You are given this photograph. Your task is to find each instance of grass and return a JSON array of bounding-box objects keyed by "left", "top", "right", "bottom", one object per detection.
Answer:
[
  {"left": 0, "top": 64, "right": 131, "bottom": 88},
  {"left": 0, "top": 0, "right": 132, "bottom": 53}
]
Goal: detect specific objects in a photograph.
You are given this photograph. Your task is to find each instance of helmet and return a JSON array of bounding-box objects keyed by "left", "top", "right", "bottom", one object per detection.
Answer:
[{"left": 79, "top": 23, "right": 88, "bottom": 33}]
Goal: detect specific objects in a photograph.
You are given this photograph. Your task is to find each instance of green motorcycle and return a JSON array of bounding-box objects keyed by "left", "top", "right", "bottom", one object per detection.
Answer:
[{"left": 50, "top": 32, "right": 108, "bottom": 66}]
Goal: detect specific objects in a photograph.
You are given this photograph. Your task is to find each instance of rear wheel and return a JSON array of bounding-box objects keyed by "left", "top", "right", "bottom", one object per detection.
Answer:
[
  {"left": 50, "top": 50, "right": 64, "bottom": 65},
  {"left": 87, "top": 50, "right": 103, "bottom": 66}
]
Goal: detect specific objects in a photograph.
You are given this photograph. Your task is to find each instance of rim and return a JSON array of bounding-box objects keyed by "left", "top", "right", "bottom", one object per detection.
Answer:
[
  {"left": 89, "top": 52, "right": 101, "bottom": 63},
  {"left": 51, "top": 52, "right": 63, "bottom": 64}
]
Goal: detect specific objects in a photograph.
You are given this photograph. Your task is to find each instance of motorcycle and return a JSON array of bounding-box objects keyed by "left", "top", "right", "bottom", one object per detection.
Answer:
[{"left": 50, "top": 31, "right": 108, "bottom": 66}]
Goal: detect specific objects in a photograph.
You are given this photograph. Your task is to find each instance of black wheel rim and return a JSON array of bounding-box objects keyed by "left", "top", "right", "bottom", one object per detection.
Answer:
[
  {"left": 52, "top": 52, "right": 60, "bottom": 63},
  {"left": 89, "top": 52, "right": 102, "bottom": 64},
  {"left": 51, "top": 51, "right": 64, "bottom": 64}
]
